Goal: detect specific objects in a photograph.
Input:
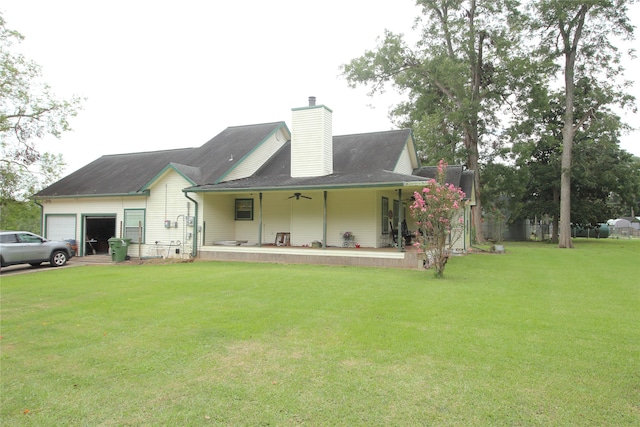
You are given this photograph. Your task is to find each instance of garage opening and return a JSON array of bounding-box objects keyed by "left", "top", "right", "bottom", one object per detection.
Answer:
[{"left": 84, "top": 216, "right": 116, "bottom": 255}]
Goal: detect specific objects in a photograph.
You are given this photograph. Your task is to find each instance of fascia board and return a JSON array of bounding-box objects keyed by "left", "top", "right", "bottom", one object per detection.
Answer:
[{"left": 214, "top": 122, "right": 290, "bottom": 184}]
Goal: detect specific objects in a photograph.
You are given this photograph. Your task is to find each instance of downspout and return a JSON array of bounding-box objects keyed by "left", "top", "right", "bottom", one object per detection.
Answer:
[
  {"left": 184, "top": 192, "right": 199, "bottom": 257},
  {"left": 258, "top": 192, "right": 263, "bottom": 247},
  {"left": 323, "top": 191, "right": 327, "bottom": 249},
  {"left": 34, "top": 199, "right": 44, "bottom": 235},
  {"left": 465, "top": 203, "right": 469, "bottom": 251},
  {"left": 397, "top": 188, "right": 403, "bottom": 252}
]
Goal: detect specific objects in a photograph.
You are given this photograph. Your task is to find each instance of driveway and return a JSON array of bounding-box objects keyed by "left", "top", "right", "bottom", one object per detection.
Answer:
[{"left": 1, "top": 255, "right": 112, "bottom": 276}]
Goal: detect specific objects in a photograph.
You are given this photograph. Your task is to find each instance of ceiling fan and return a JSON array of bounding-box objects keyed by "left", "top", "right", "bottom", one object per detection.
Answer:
[{"left": 288, "top": 192, "right": 312, "bottom": 200}]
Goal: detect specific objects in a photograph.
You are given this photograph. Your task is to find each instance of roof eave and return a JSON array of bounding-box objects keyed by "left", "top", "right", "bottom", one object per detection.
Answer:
[
  {"left": 214, "top": 122, "right": 291, "bottom": 184},
  {"left": 33, "top": 190, "right": 150, "bottom": 200},
  {"left": 183, "top": 180, "right": 431, "bottom": 194},
  {"left": 140, "top": 163, "right": 197, "bottom": 191}
]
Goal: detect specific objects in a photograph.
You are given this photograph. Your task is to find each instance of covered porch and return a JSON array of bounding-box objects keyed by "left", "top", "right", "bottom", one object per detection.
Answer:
[{"left": 198, "top": 244, "right": 424, "bottom": 269}]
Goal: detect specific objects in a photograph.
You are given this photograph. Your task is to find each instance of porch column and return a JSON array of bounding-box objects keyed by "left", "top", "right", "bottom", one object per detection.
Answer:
[
  {"left": 323, "top": 191, "right": 327, "bottom": 249},
  {"left": 258, "top": 192, "right": 263, "bottom": 247},
  {"left": 398, "top": 188, "right": 403, "bottom": 252}
]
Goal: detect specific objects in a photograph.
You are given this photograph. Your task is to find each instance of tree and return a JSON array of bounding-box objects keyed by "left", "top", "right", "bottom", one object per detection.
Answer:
[
  {"left": 0, "top": 13, "right": 81, "bottom": 181},
  {"left": 410, "top": 160, "right": 466, "bottom": 278},
  {"left": 607, "top": 155, "right": 640, "bottom": 218},
  {"left": 527, "top": 1, "right": 636, "bottom": 248},
  {"left": 342, "top": 0, "right": 528, "bottom": 244},
  {"left": 479, "top": 161, "right": 525, "bottom": 240},
  {"left": 506, "top": 83, "right": 639, "bottom": 238},
  {"left": 0, "top": 12, "right": 81, "bottom": 227}
]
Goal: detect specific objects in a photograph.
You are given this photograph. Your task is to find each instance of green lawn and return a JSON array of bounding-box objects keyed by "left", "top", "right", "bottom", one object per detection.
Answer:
[{"left": 1, "top": 240, "right": 638, "bottom": 426}]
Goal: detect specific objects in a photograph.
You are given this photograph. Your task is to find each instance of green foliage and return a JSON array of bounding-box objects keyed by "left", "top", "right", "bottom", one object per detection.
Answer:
[
  {"left": 507, "top": 82, "right": 639, "bottom": 225},
  {"left": 1, "top": 240, "right": 639, "bottom": 425},
  {"left": 410, "top": 160, "right": 466, "bottom": 277},
  {"left": 0, "top": 13, "right": 82, "bottom": 169},
  {"left": 0, "top": 152, "right": 65, "bottom": 233},
  {"left": 525, "top": 0, "right": 636, "bottom": 247},
  {"left": 341, "top": 0, "right": 535, "bottom": 243},
  {"left": 342, "top": 1, "right": 637, "bottom": 246},
  {"left": 0, "top": 198, "right": 41, "bottom": 232},
  {"left": 0, "top": 12, "right": 79, "bottom": 225}
]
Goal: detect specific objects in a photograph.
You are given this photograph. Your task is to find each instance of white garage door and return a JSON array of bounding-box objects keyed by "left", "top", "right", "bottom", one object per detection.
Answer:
[{"left": 46, "top": 215, "right": 77, "bottom": 241}]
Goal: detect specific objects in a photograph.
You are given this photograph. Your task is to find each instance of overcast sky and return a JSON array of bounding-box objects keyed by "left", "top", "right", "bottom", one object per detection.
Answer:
[{"left": 2, "top": 0, "right": 639, "bottom": 175}]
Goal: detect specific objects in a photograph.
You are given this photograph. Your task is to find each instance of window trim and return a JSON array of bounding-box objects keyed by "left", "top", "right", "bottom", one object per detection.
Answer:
[
  {"left": 382, "top": 197, "right": 390, "bottom": 234},
  {"left": 124, "top": 209, "right": 146, "bottom": 243},
  {"left": 235, "top": 198, "right": 254, "bottom": 221}
]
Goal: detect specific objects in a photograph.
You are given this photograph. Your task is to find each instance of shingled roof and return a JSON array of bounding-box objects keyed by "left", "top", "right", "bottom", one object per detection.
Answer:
[
  {"left": 36, "top": 122, "right": 474, "bottom": 199},
  {"left": 35, "top": 122, "right": 286, "bottom": 197},
  {"left": 185, "top": 129, "right": 424, "bottom": 192},
  {"left": 413, "top": 165, "right": 475, "bottom": 201}
]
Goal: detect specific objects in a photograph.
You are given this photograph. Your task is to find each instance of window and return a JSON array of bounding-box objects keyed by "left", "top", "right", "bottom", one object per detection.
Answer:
[
  {"left": 393, "top": 199, "right": 400, "bottom": 229},
  {"left": 382, "top": 197, "right": 389, "bottom": 234},
  {"left": 235, "top": 199, "right": 253, "bottom": 220},
  {"left": 0, "top": 233, "right": 18, "bottom": 243},
  {"left": 18, "top": 233, "right": 43, "bottom": 243},
  {"left": 124, "top": 209, "right": 145, "bottom": 243}
]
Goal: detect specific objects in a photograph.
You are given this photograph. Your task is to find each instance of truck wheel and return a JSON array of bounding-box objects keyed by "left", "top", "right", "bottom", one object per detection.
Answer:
[{"left": 50, "top": 251, "right": 68, "bottom": 267}]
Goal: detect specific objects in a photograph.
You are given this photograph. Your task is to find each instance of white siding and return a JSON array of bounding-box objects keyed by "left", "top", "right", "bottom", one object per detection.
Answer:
[
  {"left": 325, "top": 190, "right": 377, "bottom": 247},
  {"left": 41, "top": 170, "right": 203, "bottom": 258},
  {"left": 262, "top": 193, "right": 291, "bottom": 244},
  {"left": 394, "top": 143, "right": 414, "bottom": 175},
  {"left": 41, "top": 196, "right": 146, "bottom": 256},
  {"left": 290, "top": 195, "right": 324, "bottom": 246},
  {"left": 222, "top": 127, "right": 289, "bottom": 182},
  {"left": 202, "top": 194, "right": 235, "bottom": 244},
  {"left": 145, "top": 170, "right": 201, "bottom": 257},
  {"left": 203, "top": 192, "right": 294, "bottom": 246},
  {"left": 291, "top": 106, "right": 332, "bottom": 177}
]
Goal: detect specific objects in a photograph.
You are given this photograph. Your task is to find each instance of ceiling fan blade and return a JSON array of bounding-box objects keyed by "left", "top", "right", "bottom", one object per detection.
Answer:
[{"left": 287, "top": 192, "right": 311, "bottom": 200}]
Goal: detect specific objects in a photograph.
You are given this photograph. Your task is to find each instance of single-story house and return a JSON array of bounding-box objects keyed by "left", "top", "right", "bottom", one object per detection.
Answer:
[{"left": 35, "top": 97, "right": 476, "bottom": 268}]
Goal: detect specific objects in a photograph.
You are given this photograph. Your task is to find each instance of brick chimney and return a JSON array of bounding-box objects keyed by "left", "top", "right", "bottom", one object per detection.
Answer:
[{"left": 290, "top": 97, "right": 333, "bottom": 178}]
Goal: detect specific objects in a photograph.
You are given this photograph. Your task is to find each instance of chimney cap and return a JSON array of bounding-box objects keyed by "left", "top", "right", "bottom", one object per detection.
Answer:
[{"left": 308, "top": 96, "right": 316, "bottom": 106}]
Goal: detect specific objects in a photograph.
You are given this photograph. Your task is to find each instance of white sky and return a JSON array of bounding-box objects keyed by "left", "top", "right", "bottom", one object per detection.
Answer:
[{"left": 2, "top": 0, "right": 639, "bottom": 175}]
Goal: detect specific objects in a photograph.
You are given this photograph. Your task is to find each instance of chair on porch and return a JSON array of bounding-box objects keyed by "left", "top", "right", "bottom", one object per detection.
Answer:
[
  {"left": 391, "top": 220, "right": 413, "bottom": 247},
  {"left": 275, "top": 232, "right": 290, "bottom": 246}
]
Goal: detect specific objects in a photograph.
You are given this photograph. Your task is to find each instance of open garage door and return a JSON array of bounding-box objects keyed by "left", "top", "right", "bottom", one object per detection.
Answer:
[{"left": 84, "top": 216, "right": 116, "bottom": 256}]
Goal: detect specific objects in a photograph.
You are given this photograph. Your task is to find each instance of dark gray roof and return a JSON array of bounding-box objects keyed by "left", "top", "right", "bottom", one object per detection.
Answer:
[
  {"left": 36, "top": 122, "right": 286, "bottom": 197},
  {"left": 36, "top": 121, "right": 474, "bottom": 199},
  {"left": 186, "top": 129, "right": 420, "bottom": 192},
  {"left": 36, "top": 147, "right": 196, "bottom": 197},
  {"left": 413, "top": 165, "right": 475, "bottom": 200}
]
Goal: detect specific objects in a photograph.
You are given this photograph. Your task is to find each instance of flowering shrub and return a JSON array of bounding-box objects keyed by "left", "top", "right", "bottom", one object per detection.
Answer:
[
  {"left": 410, "top": 160, "right": 466, "bottom": 278},
  {"left": 343, "top": 231, "right": 353, "bottom": 239}
]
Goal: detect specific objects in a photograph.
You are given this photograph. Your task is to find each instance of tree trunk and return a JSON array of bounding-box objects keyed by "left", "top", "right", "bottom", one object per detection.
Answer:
[
  {"left": 558, "top": 94, "right": 574, "bottom": 247},
  {"left": 559, "top": 43, "right": 575, "bottom": 248},
  {"left": 558, "top": 5, "right": 589, "bottom": 249},
  {"left": 467, "top": 1, "right": 485, "bottom": 244},
  {"left": 559, "top": 138, "right": 573, "bottom": 248},
  {"left": 552, "top": 187, "right": 560, "bottom": 244},
  {"left": 466, "top": 130, "right": 484, "bottom": 244}
]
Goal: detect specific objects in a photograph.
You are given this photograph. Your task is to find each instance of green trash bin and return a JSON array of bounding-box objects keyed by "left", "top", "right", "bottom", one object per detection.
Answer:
[{"left": 108, "top": 238, "right": 131, "bottom": 262}]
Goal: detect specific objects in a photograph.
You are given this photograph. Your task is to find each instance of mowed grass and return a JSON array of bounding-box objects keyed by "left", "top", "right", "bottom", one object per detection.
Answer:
[{"left": 1, "top": 240, "right": 638, "bottom": 426}]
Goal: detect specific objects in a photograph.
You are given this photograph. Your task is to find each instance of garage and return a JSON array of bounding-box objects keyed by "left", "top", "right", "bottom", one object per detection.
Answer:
[
  {"left": 84, "top": 216, "right": 116, "bottom": 256},
  {"left": 45, "top": 215, "right": 77, "bottom": 241}
]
